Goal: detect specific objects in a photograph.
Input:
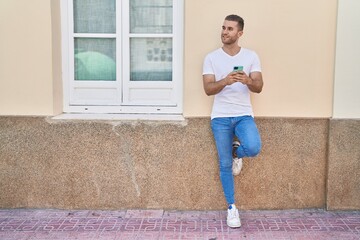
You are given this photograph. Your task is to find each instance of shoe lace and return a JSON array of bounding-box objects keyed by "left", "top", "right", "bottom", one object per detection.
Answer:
[{"left": 228, "top": 207, "right": 239, "bottom": 219}]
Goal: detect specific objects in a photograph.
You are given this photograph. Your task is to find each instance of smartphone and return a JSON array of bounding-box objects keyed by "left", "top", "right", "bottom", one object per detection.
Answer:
[{"left": 233, "top": 66, "right": 243, "bottom": 71}]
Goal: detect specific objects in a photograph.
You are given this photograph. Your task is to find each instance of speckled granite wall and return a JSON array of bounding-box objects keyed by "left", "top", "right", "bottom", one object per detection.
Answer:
[
  {"left": 327, "top": 119, "right": 360, "bottom": 210},
  {"left": 0, "top": 116, "right": 349, "bottom": 210}
]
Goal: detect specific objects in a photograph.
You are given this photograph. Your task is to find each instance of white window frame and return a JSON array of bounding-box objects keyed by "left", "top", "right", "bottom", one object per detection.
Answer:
[{"left": 60, "top": 0, "right": 183, "bottom": 115}]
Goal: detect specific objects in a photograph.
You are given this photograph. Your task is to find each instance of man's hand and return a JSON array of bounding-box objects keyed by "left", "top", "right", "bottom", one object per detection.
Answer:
[
  {"left": 224, "top": 71, "right": 245, "bottom": 85},
  {"left": 232, "top": 71, "right": 252, "bottom": 85},
  {"left": 233, "top": 71, "right": 263, "bottom": 93}
]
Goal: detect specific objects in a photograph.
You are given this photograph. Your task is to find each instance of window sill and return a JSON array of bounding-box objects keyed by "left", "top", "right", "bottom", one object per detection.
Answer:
[{"left": 51, "top": 113, "right": 185, "bottom": 122}]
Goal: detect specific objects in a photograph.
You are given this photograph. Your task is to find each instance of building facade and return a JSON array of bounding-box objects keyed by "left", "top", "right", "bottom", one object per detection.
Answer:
[{"left": 0, "top": 0, "right": 359, "bottom": 210}]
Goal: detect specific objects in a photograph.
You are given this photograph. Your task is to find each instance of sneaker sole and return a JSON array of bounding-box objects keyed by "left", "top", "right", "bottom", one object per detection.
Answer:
[{"left": 227, "top": 221, "right": 241, "bottom": 228}]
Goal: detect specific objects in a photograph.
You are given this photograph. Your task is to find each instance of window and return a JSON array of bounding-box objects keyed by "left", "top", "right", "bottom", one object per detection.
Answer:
[{"left": 60, "top": 0, "right": 183, "bottom": 115}]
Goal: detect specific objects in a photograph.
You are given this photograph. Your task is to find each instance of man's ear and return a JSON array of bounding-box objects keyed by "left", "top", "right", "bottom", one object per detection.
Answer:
[{"left": 238, "top": 30, "right": 244, "bottom": 38}]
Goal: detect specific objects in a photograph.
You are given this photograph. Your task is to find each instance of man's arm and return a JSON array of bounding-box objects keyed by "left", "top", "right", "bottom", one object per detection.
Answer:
[
  {"left": 236, "top": 71, "right": 263, "bottom": 93},
  {"left": 203, "top": 71, "right": 242, "bottom": 96}
]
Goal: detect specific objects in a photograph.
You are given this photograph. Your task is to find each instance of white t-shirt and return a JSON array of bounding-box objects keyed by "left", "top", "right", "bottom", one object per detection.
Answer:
[{"left": 203, "top": 47, "right": 262, "bottom": 119}]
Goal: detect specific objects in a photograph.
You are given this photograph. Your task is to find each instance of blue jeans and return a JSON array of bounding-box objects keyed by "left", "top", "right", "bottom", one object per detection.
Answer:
[{"left": 211, "top": 116, "right": 261, "bottom": 205}]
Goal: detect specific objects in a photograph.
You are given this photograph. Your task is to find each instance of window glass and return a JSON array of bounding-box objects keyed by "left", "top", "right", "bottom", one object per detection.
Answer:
[
  {"left": 74, "top": 38, "right": 116, "bottom": 81},
  {"left": 74, "top": 0, "right": 116, "bottom": 33},
  {"left": 130, "top": 0, "right": 173, "bottom": 34},
  {"left": 130, "top": 38, "right": 172, "bottom": 81}
]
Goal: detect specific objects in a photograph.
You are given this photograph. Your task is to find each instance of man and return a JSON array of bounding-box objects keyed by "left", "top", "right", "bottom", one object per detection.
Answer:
[{"left": 202, "top": 14, "right": 263, "bottom": 228}]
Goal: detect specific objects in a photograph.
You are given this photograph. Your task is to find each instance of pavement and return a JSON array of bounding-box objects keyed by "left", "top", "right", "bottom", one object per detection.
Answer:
[{"left": 0, "top": 208, "right": 359, "bottom": 240}]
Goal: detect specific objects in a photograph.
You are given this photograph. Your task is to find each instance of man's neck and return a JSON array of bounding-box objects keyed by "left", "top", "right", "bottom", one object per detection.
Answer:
[{"left": 222, "top": 44, "right": 241, "bottom": 56}]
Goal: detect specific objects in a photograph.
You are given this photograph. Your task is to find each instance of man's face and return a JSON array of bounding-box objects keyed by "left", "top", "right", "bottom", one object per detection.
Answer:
[{"left": 221, "top": 20, "right": 243, "bottom": 45}]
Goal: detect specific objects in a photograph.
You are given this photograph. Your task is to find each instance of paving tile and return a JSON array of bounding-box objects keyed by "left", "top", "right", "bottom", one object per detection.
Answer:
[{"left": 125, "top": 210, "right": 164, "bottom": 219}]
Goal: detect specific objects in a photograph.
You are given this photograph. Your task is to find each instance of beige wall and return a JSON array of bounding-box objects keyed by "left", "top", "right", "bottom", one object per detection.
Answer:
[
  {"left": 184, "top": 0, "right": 337, "bottom": 118},
  {"left": 0, "top": 0, "right": 350, "bottom": 119},
  {"left": 0, "top": 0, "right": 54, "bottom": 115},
  {"left": 333, "top": 0, "right": 360, "bottom": 119},
  {"left": 51, "top": 0, "right": 63, "bottom": 115}
]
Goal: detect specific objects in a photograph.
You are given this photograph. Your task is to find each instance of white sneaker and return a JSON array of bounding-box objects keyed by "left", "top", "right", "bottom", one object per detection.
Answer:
[
  {"left": 227, "top": 204, "right": 241, "bottom": 228},
  {"left": 232, "top": 140, "right": 242, "bottom": 176},
  {"left": 232, "top": 157, "right": 243, "bottom": 176}
]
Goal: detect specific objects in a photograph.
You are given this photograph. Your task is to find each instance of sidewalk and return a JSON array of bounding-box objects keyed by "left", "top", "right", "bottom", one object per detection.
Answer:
[{"left": 0, "top": 208, "right": 359, "bottom": 240}]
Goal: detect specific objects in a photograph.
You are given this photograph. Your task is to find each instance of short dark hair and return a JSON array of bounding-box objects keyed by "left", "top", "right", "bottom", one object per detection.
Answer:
[{"left": 225, "top": 14, "right": 244, "bottom": 31}]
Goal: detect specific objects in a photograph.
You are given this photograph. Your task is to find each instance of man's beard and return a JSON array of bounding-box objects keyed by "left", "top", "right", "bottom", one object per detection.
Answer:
[{"left": 221, "top": 35, "right": 237, "bottom": 45}]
